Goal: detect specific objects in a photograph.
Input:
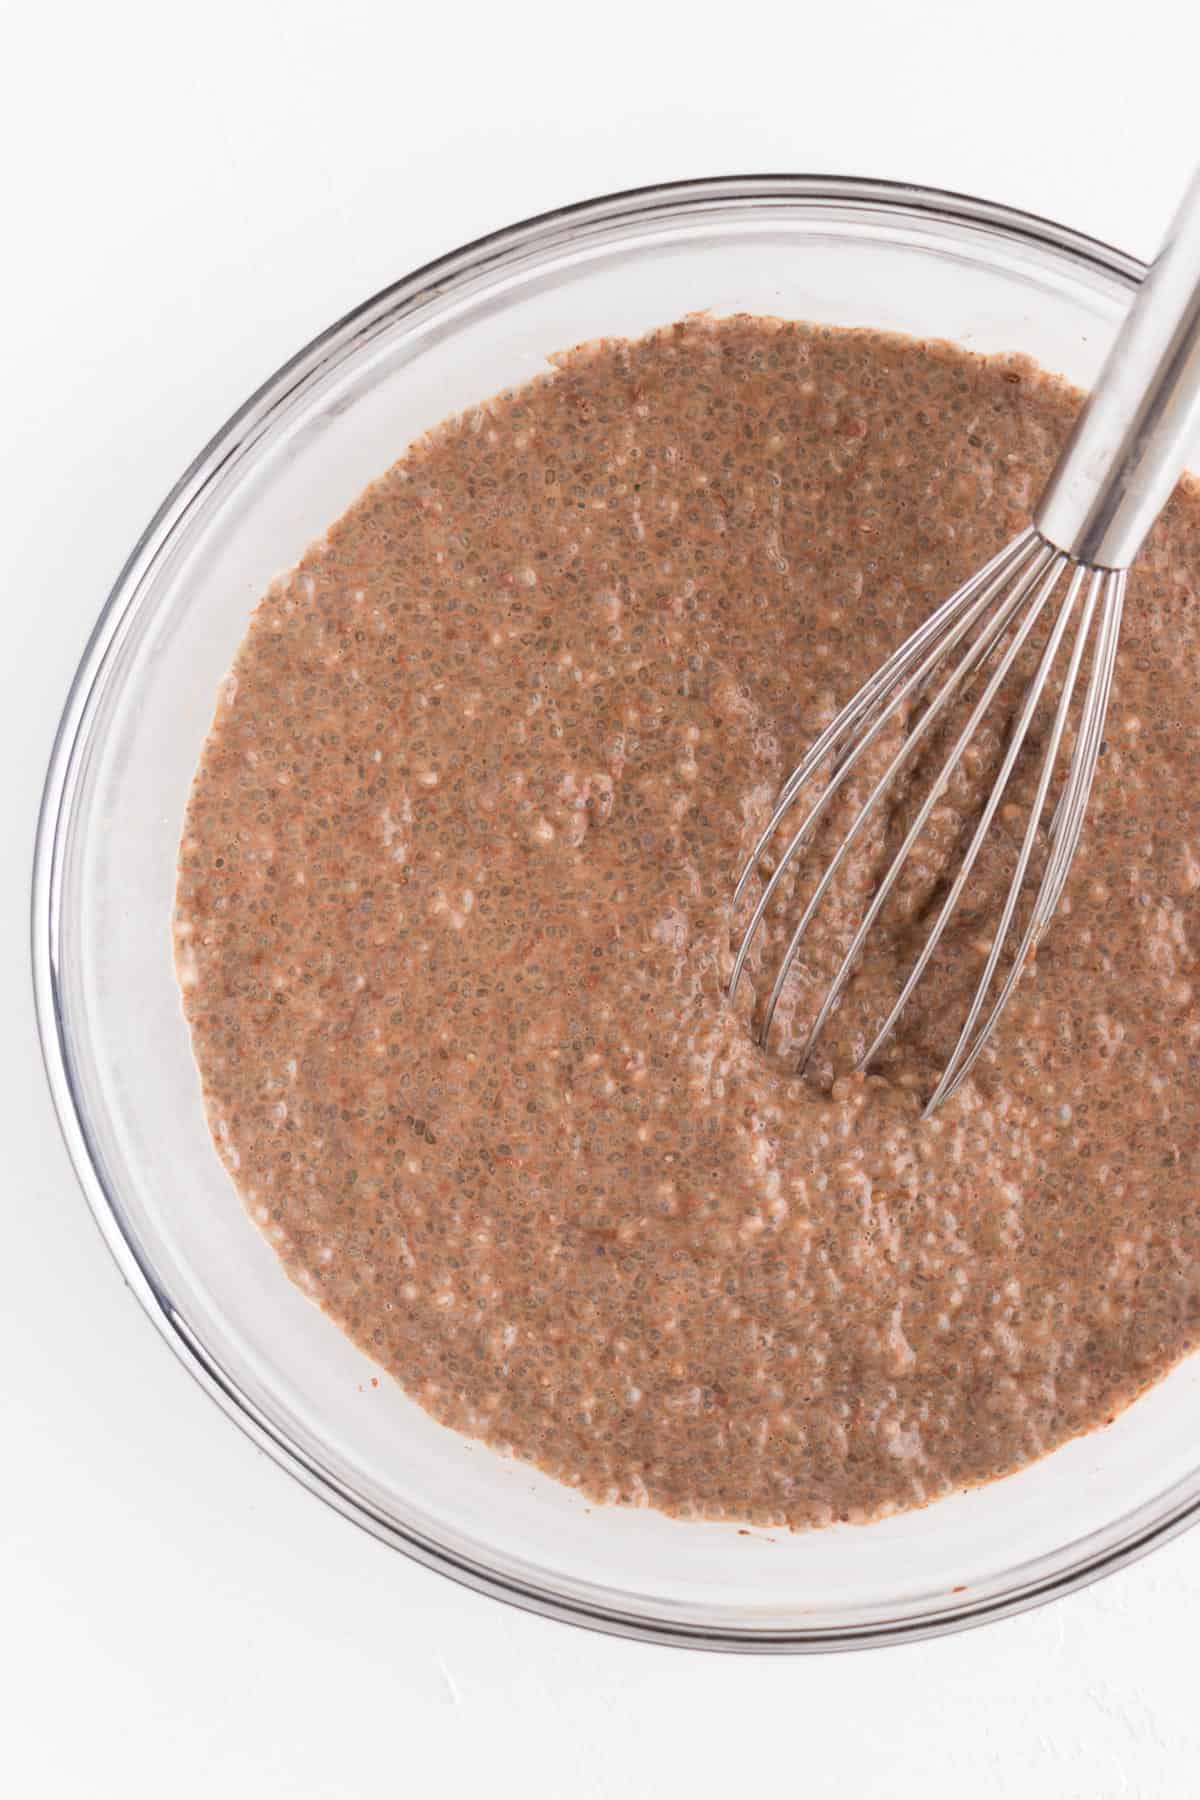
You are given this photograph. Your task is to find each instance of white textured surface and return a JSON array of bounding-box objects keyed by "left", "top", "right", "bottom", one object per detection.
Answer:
[{"left": 5, "top": 1, "right": 1200, "bottom": 1792}]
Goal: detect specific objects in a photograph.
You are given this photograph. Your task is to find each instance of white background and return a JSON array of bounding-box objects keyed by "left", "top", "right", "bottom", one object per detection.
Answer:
[{"left": 6, "top": 1, "right": 1200, "bottom": 1793}]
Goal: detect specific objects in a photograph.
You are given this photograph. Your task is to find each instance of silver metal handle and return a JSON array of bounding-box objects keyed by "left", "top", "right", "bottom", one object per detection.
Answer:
[{"left": 1034, "top": 168, "right": 1200, "bottom": 569}]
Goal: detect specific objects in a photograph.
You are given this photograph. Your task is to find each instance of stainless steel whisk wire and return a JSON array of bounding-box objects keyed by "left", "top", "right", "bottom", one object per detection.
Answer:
[{"left": 729, "top": 168, "right": 1200, "bottom": 1113}]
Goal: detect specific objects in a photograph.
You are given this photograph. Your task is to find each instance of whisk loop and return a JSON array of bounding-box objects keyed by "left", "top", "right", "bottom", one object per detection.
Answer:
[{"left": 728, "top": 531, "right": 1127, "bottom": 1114}]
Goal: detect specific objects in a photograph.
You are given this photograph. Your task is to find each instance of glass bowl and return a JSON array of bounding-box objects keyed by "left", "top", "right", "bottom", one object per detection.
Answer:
[{"left": 34, "top": 174, "right": 1200, "bottom": 1652}]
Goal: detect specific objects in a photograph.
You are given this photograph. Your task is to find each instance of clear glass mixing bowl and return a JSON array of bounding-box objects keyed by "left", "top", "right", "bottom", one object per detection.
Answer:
[{"left": 34, "top": 175, "right": 1200, "bottom": 1651}]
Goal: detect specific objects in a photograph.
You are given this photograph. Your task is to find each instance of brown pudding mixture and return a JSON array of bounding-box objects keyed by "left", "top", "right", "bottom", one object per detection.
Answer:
[{"left": 175, "top": 316, "right": 1200, "bottom": 1527}]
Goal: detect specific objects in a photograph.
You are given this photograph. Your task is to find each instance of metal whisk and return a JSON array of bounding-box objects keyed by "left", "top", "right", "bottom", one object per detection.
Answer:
[{"left": 730, "top": 170, "right": 1200, "bottom": 1114}]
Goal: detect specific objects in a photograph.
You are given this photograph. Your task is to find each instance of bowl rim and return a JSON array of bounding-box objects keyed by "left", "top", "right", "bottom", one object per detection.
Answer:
[{"left": 33, "top": 171, "right": 1177, "bottom": 1654}]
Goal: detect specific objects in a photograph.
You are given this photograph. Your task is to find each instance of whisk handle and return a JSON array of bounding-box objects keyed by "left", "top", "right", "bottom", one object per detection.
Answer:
[{"left": 1034, "top": 167, "right": 1200, "bottom": 569}]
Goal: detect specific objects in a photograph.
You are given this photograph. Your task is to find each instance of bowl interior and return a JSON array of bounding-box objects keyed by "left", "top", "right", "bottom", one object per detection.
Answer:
[{"left": 39, "top": 179, "right": 1200, "bottom": 1647}]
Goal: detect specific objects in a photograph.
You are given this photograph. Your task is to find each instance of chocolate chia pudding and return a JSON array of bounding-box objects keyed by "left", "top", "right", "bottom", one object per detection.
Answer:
[{"left": 174, "top": 315, "right": 1200, "bottom": 1528}]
